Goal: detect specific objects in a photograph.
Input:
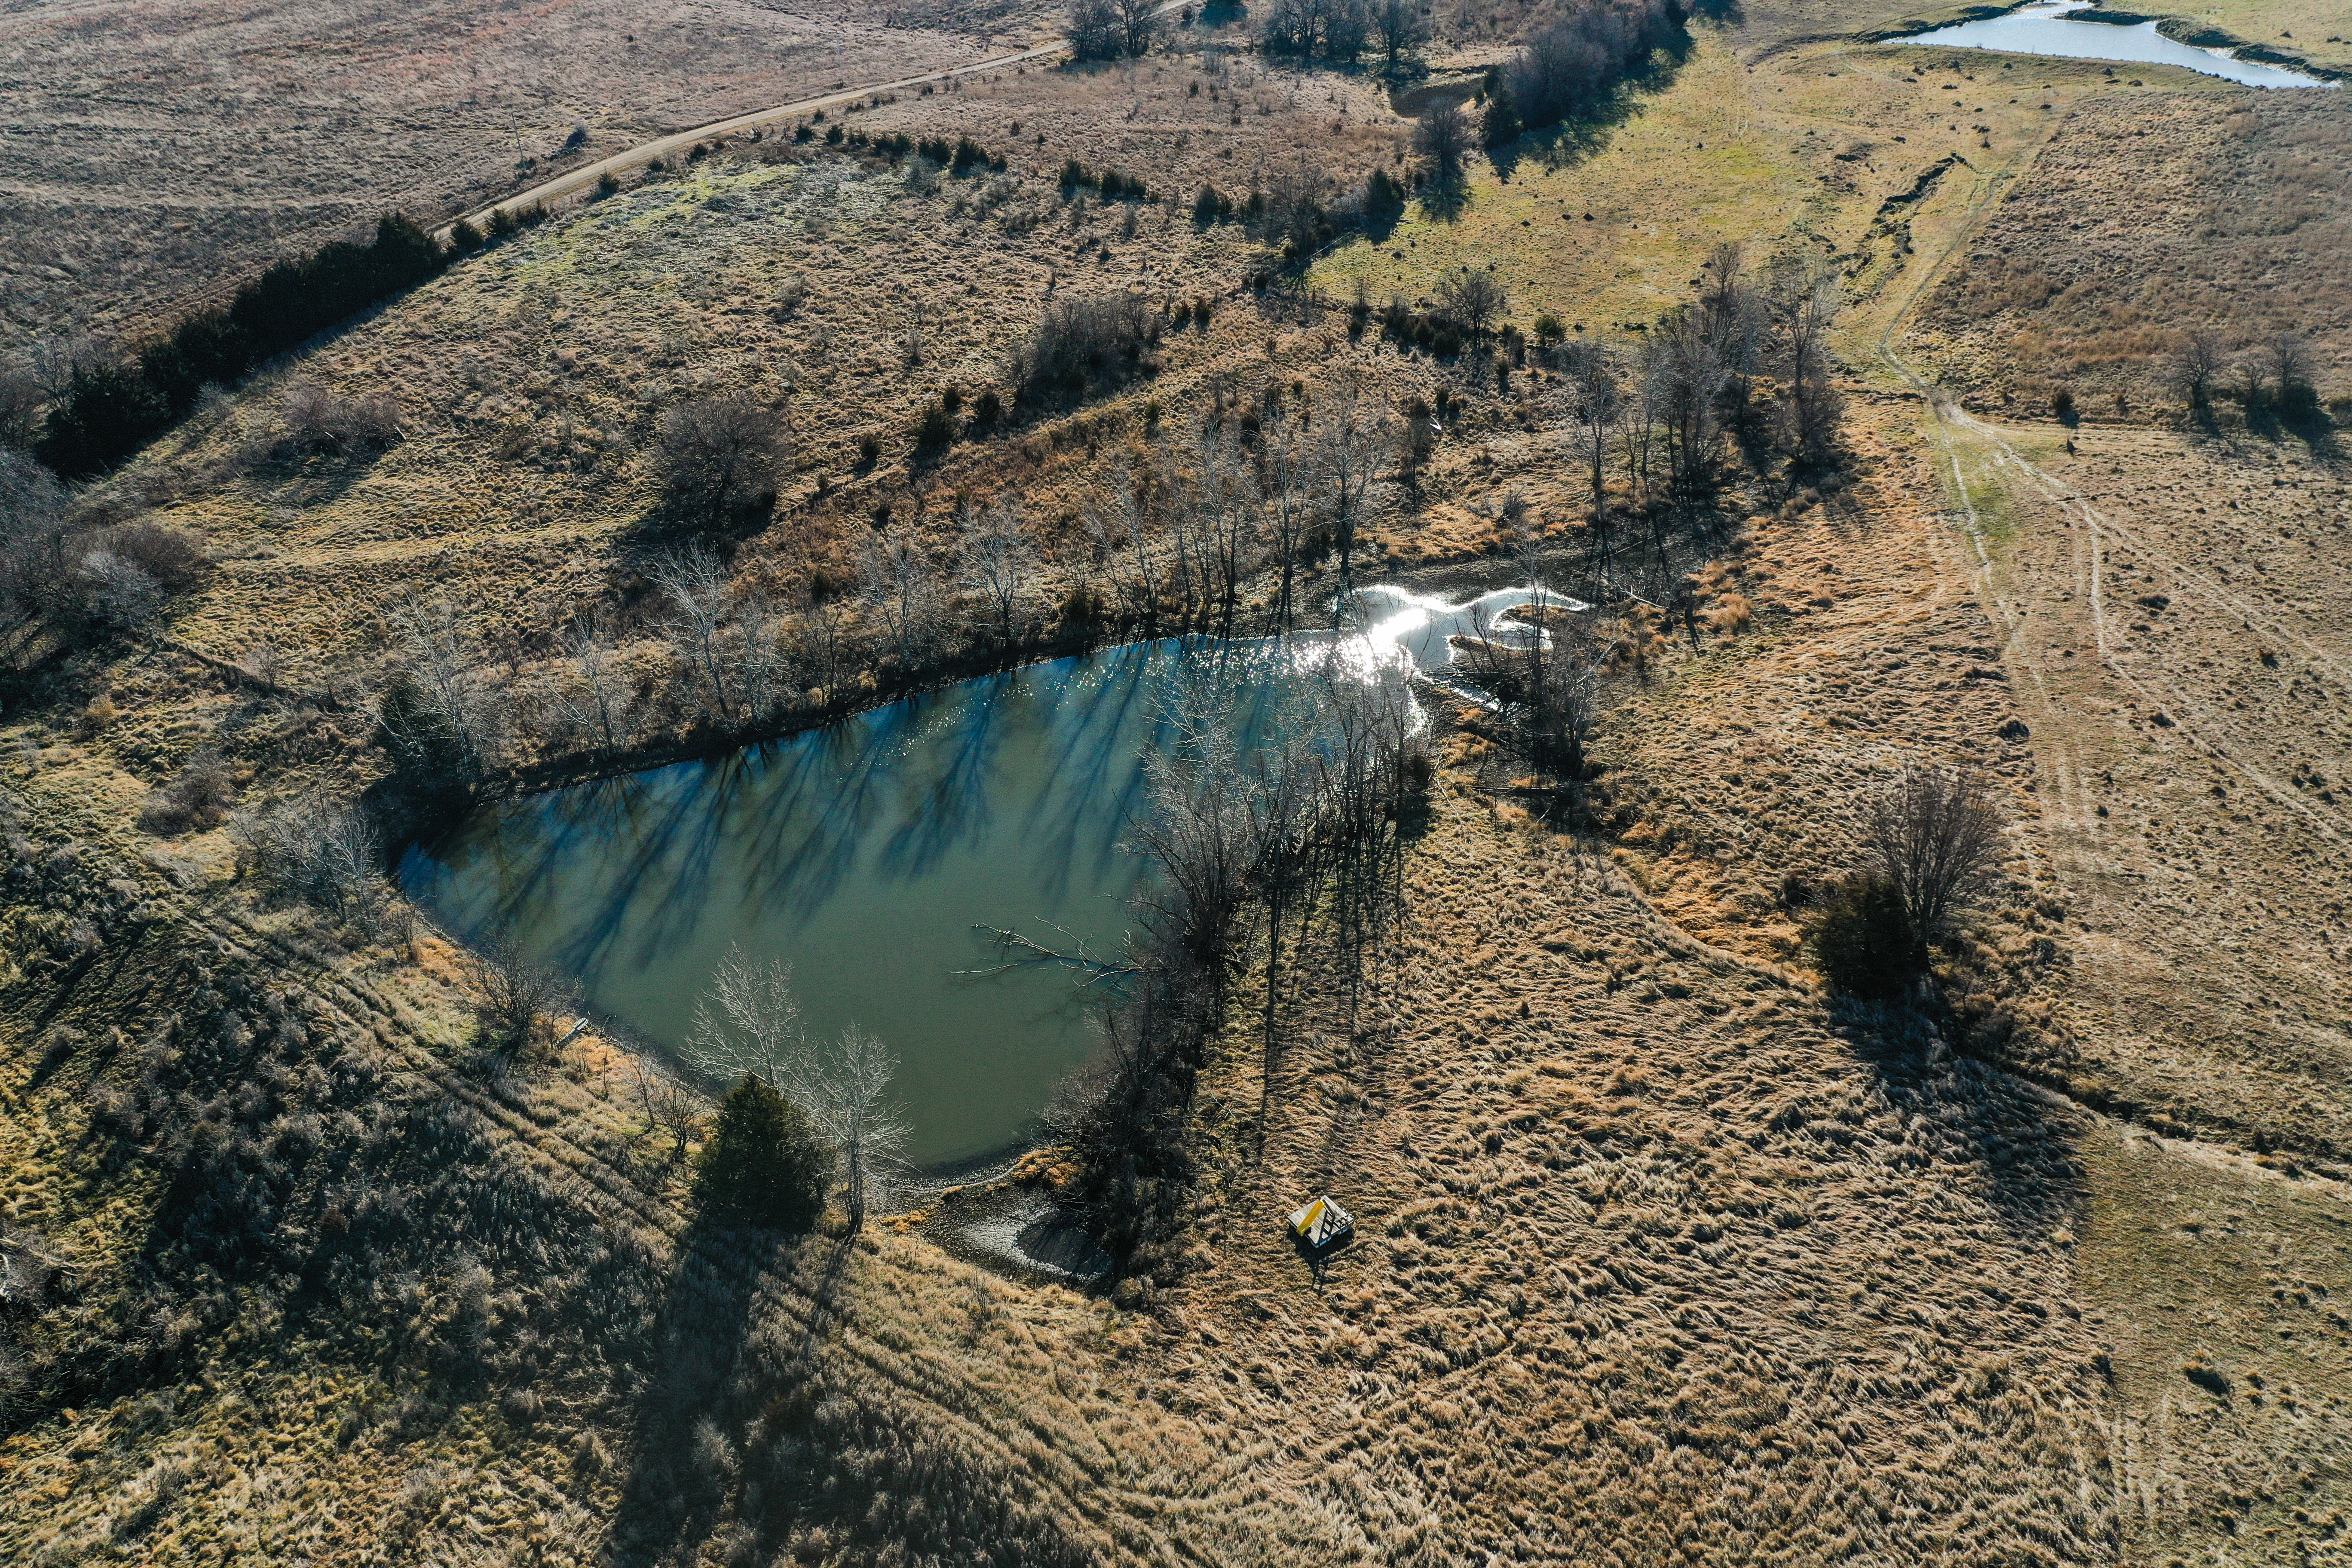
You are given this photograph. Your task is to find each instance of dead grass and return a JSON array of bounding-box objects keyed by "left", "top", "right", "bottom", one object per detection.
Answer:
[
  {"left": 6, "top": 10, "right": 2352, "bottom": 1565},
  {"left": 1912, "top": 91, "right": 2352, "bottom": 412},
  {"left": 0, "top": 0, "right": 1063, "bottom": 353}
]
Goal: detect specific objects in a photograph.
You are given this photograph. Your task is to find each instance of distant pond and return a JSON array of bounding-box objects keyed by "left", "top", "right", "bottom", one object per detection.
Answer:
[
  {"left": 398, "top": 587, "right": 1579, "bottom": 1168},
  {"left": 1897, "top": 0, "right": 2334, "bottom": 89}
]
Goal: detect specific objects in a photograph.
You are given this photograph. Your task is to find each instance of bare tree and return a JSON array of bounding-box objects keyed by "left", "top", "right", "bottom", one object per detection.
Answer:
[
  {"left": 1068, "top": 0, "right": 1123, "bottom": 59},
  {"left": 651, "top": 545, "right": 735, "bottom": 723},
  {"left": 2262, "top": 331, "right": 2316, "bottom": 413},
  {"left": 685, "top": 944, "right": 807, "bottom": 1087},
  {"left": 1318, "top": 378, "right": 1386, "bottom": 614},
  {"left": 628, "top": 1055, "right": 704, "bottom": 1165},
  {"left": 1087, "top": 472, "right": 1161, "bottom": 632},
  {"left": 858, "top": 530, "right": 940, "bottom": 667},
  {"left": 1257, "top": 402, "right": 1321, "bottom": 634},
  {"left": 1557, "top": 337, "right": 1620, "bottom": 573},
  {"left": 1647, "top": 307, "right": 1727, "bottom": 503},
  {"left": 793, "top": 579, "right": 852, "bottom": 699},
  {"left": 0, "top": 449, "right": 70, "bottom": 631},
  {"left": 230, "top": 791, "right": 398, "bottom": 935},
  {"left": 790, "top": 1026, "right": 910, "bottom": 1233},
  {"left": 1115, "top": 0, "right": 1161, "bottom": 55},
  {"left": 1862, "top": 765, "right": 2004, "bottom": 940},
  {"left": 376, "top": 596, "right": 499, "bottom": 778},
  {"left": 1413, "top": 101, "right": 1471, "bottom": 181},
  {"left": 1374, "top": 0, "right": 1426, "bottom": 75},
  {"left": 959, "top": 493, "right": 1032, "bottom": 648},
  {"left": 2165, "top": 327, "right": 2229, "bottom": 411},
  {"left": 554, "top": 612, "right": 630, "bottom": 753},
  {"left": 1196, "top": 423, "right": 1259, "bottom": 637},
  {"left": 1772, "top": 261, "right": 1843, "bottom": 464},
  {"left": 0, "top": 362, "right": 43, "bottom": 450},
  {"left": 1433, "top": 266, "right": 1507, "bottom": 337},
  {"left": 655, "top": 397, "right": 787, "bottom": 533},
  {"left": 735, "top": 588, "right": 790, "bottom": 722},
  {"left": 463, "top": 935, "right": 576, "bottom": 1066}
]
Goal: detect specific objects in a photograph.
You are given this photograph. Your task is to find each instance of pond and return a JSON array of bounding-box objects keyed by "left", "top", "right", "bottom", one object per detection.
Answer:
[
  {"left": 398, "top": 585, "right": 1580, "bottom": 1169},
  {"left": 1897, "top": 0, "right": 2334, "bottom": 89}
]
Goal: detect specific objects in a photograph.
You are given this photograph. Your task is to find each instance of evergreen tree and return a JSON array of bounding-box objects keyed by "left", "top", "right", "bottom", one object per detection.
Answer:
[{"left": 692, "top": 1075, "right": 829, "bottom": 1231}]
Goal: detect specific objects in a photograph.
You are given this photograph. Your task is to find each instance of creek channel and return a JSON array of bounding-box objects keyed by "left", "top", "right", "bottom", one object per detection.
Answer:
[
  {"left": 1896, "top": 0, "right": 2334, "bottom": 88},
  {"left": 398, "top": 584, "right": 1579, "bottom": 1172}
]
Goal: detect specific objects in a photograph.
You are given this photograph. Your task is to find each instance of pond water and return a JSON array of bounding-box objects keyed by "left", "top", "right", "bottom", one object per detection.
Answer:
[
  {"left": 398, "top": 585, "right": 1581, "bottom": 1168},
  {"left": 1898, "top": 0, "right": 2334, "bottom": 88}
]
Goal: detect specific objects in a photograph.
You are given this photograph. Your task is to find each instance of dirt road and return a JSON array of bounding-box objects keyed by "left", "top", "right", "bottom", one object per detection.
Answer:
[{"left": 435, "top": 36, "right": 1073, "bottom": 240}]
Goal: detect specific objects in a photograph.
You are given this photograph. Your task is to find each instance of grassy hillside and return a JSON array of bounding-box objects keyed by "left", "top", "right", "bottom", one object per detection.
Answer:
[{"left": 5, "top": 2, "right": 2352, "bottom": 1564}]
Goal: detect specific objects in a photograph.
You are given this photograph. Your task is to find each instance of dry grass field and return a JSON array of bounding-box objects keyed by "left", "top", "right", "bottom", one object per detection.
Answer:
[
  {"left": 6, "top": 0, "right": 2352, "bottom": 1562},
  {"left": 2149, "top": 0, "right": 2352, "bottom": 75},
  {"left": 1911, "top": 89, "right": 2352, "bottom": 413},
  {"left": 0, "top": 0, "right": 1060, "bottom": 352}
]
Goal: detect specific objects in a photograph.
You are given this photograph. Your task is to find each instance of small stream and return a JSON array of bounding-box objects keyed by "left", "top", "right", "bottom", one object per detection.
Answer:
[
  {"left": 1897, "top": 0, "right": 2334, "bottom": 88},
  {"left": 399, "top": 584, "right": 1581, "bottom": 1170}
]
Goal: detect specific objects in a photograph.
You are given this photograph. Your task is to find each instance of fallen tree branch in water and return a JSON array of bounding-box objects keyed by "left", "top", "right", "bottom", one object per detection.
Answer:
[{"left": 965, "top": 922, "right": 1139, "bottom": 986}]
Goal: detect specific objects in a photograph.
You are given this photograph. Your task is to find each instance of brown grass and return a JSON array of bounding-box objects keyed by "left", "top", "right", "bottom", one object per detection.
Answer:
[
  {"left": 1913, "top": 91, "right": 2352, "bottom": 411},
  {"left": 6, "top": 12, "right": 2352, "bottom": 1565},
  {"left": 0, "top": 0, "right": 1063, "bottom": 354}
]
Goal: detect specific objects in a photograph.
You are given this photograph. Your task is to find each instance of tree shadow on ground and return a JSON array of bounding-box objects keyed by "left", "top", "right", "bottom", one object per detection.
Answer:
[
  {"left": 1415, "top": 173, "right": 1473, "bottom": 224},
  {"left": 1498, "top": 23, "right": 1706, "bottom": 182},
  {"left": 1828, "top": 998, "right": 2086, "bottom": 1242},
  {"left": 603, "top": 1217, "right": 817, "bottom": 1567}
]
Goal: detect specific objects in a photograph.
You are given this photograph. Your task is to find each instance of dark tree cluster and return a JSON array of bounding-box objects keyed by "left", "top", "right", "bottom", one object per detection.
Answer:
[
  {"left": 873, "top": 132, "right": 1008, "bottom": 175},
  {"left": 1059, "top": 159, "right": 1150, "bottom": 201},
  {"left": 1069, "top": 0, "right": 1160, "bottom": 59},
  {"left": 1482, "top": 0, "right": 1687, "bottom": 148},
  {"left": 1260, "top": 0, "right": 1373, "bottom": 61},
  {"left": 1009, "top": 292, "right": 1157, "bottom": 401},
  {"left": 33, "top": 215, "right": 452, "bottom": 481}
]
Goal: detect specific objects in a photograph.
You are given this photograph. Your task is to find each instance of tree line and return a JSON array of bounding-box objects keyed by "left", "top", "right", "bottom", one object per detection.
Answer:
[
  {"left": 1053, "top": 654, "right": 1429, "bottom": 1277},
  {"left": 32, "top": 215, "right": 458, "bottom": 481},
  {"left": 1480, "top": 0, "right": 1689, "bottom": 150}
]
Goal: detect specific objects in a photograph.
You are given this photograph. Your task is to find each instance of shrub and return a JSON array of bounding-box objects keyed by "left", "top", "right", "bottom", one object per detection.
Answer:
[
  {"left": 969, "top": 388, "right": 1003, "bottom": 427},
  {"left": 447, "top": 220, "right": 484, "bottom": 254},
  {"left": 693, "top": 1075, "right": 829, "bottom": 1231},
  {"left": 857, "top": 432, "right": 882, "bottom": 464},
  {"left": 1534, "top": 312, "right": 1566, "bottom": 345},
  {"left": 596, "top": 171, "right": 622, "bottom": 198},
  {"left": 1808, "top": 873, "right": 1924, "bottom": 998},
  {"left": 280, "top": 383, "right": 402, "bottom": 455},
  {"left": 913, "top": 400, "right": 956, "bottom": 448},
  {"left": 1193, "top": 184, "right": 1231, "bottom": 224},
  {"left": 1009, "top": 292, "right": 1153, "bottom": 401},
  {"left": 2050, "top": 386, "right": 2076, "bottom": 423},
  {"left": 138, "top": 751, "right": 237, "bottom": 836},
  {"left": 656, "top": 397, "right": 789, "bottom": 531}
]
